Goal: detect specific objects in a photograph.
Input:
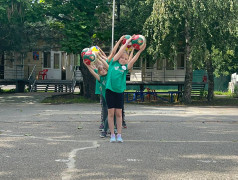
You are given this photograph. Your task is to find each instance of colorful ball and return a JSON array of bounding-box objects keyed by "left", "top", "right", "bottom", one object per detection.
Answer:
[
  {"left": 122, "top": 35, "right": 132, "bottom": 48},
  {"left": 81, "top": 48, "right": 90, "bottom": 58},
  {"left": 90, "top": 46, "right": 99, "bottom": 53},
  {"left": 83, "top": 51, "right": 97, "bottom": 65},
  {"left": 126, "top": 47, "right": 133, "bottom": 52},
  {"left": 131, "top": 35, "right": 146, "bottom": 50}
]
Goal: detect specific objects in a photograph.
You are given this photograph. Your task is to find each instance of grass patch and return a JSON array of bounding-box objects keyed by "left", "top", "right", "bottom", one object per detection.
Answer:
[
  {"left": 0, "top": 88, "right": 16, "bottom": 93},
  {"left": 41, "top": 93, "right": 97, "bottom": 104},
  {"left": 125, "top": 89, "right": 178, "bottom": 93},
  {"left": 188, "top": 96, "right": 238, "bottom": 106},
  {"left": 126, "top": 94, "right": 238, "bottom": 106},
  {"left": 41, "top": 91, "right": 238, "bottom": 106},
  {"left": 0, "top": 88, "right": 29, "bottom": 93},
  {"left": 214, "top": 91, "right": 232, "bottom": 96}
]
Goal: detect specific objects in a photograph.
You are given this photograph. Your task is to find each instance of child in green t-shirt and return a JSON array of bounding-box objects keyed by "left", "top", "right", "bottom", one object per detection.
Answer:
[
  {"left": 84, "top": 53, "right": 115, "bottom": 138},
  {"left": 97, "top": 38, "right": 129, "bottom": 134},
  {"left": 106, "top": 35, "right": 146, "bottom": 143},
  {"left": 82, "top": 47, "right": 114, "bottom": 136},
  {"left": 95, "top": 51, "right": 109, "bottom": 132}
]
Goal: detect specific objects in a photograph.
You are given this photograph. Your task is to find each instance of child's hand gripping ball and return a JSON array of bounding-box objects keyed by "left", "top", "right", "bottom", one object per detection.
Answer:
[
  {"left": 81, "top": 48, "right": 90, "bottom": 58},
  {"left": 131, "top": 35, "right": 146, "bottom": 50},
  {"left": 83, "top": 51, "right": 97, "bottom": 65},
  {"left": 122, "top": 35, "right": 132, "bottom": 49}
]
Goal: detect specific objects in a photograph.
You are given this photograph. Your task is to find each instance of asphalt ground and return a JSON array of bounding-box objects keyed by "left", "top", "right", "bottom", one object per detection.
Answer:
[{"left": 0, "top": 93, "right": 238, "bottom": 180}]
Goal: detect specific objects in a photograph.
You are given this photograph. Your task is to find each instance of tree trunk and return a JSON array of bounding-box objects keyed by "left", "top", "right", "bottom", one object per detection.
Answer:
[
  {"left": 206, "top": 55, "right": 214, "bottom": 101},
  {"left": 0, "top": 52, "right": 4, "bottom": 79},
  {"left": 183, "top": 18, "right": 193, "bottom": 104},
  {"left": 80, "top": 58, "right": 99, "bottom": 101},
  {"left": 116, "top": 0, "right": 120, "bottom": 22}
]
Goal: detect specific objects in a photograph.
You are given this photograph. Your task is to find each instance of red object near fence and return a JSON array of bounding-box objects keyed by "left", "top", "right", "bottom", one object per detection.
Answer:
[
  {"left": 38, "top": 69, "right": 48, "bottom": 80},
  {"left": 202, "top": 75, "right": 207, "bottom": 82}
]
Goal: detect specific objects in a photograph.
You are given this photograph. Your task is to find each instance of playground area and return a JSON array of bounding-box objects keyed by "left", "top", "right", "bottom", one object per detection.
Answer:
[{"left": 0, "top": 93, "right": 238, "bottom": 179}]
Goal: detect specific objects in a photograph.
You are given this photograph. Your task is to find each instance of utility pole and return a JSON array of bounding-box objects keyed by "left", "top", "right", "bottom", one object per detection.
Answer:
[{"left": 112, "top": 0, "right": 115, "bottom": 50}]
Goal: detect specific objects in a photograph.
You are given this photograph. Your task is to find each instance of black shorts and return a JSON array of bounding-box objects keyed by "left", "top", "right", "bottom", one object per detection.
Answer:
[{"left": 106, "top": 89, "right": 124, "bottom": 109}]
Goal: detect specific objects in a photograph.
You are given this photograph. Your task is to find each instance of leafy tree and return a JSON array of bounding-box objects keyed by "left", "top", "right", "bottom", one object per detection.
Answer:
[
  {"left": 0, "top": 0, "right": 30, "bottom": 52},
  {"left": 38, "top": 0, "right": 152, "bottom": 100},
  {"left": 115, "top": 0, "right": 153, "bottom": 37},
  {"left": 144, "top": 0, "right": 238, "bottom": 103},
  {"left": 144, "top": 0, "right": 194, "bottom": 103},
  {"left": 40, "top": 0, "right": 110, "bottom": 100},
  {"left": 192, "top": 0, "right": 238, "bottom": 101},
  {"left": 0, "top": 0, "right": 60, "bottom": 53},
  {"left": 93, "top": 0, "right": 153, "bottom": 50}
]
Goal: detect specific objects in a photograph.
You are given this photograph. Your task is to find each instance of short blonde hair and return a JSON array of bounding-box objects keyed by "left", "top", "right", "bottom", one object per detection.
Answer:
[
  {"left": 121, "top": 51, "right": 129, "bottom": 59},
  {"left": 98, "top": 65, "right": 107, "bottom": 74}
]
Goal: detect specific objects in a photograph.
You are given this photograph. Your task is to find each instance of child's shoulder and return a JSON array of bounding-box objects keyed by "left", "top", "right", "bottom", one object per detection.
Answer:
[{"left": 109, "top": 58, "right": 118, "bottom": 65}]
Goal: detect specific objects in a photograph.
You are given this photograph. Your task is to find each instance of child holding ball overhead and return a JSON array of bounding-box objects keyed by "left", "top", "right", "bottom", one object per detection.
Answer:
[
  {"left": 97, "top": 36, "right": 129, "bottom": 132},
  {"left": 83, "top": 51, "right": 109, "bottom": 134},
  {"left": 106, "top": 35, "right": 146, "bottom": 143}
]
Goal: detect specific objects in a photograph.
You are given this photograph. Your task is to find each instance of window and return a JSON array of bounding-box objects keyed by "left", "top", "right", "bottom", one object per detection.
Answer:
[
  {"left": 54, "top": 54, "right": 60, "bottom": 69},
  {"left": 157, "top": 59, "right": 163, "bottom": 70},
  {"left": 166, "top": 59, "right": 174, "bottom": 70},
  {"left": 177, "top": 53, "right": 185, "bottom": 69},
  {"left": 43, "top": 52, "right": 51, "bottom": 68}
]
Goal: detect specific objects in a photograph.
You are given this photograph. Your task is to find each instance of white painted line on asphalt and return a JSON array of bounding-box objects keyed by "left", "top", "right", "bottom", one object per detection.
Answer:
[
  {"left": 0, "top": 132, "right": 101, "bottom": 180},
  {"left": 55, "top": 159, "right": 70, "bottom": 163},
  {"left": 0, "top": 134, "right": 237, "bottom": 143},
  {"left": 0, "top": 130, "right": 12, "bottom": 133},
  {"left": 127, "top": 159, "right": 142, "bottom": 162},
  {"left": 197, "top": 160, "right": 217, "bottom": 163},
  {"left": 61, "top": 141, "right": 100, "bottom": 180},
  {"left": 0, "top": 134, "right": 24, "bottom": 137},
  {"left": 0, "top": 134, "right": 102, "bottom": 143},
  {"left": 125, "top": 140, "right": 238, "bottom": 143}
]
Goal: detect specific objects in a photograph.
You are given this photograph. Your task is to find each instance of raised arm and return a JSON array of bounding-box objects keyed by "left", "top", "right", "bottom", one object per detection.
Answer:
[
  {"left": 128, "top": 48, "right": 135, "bottom": 62},
  {"left": 99, "top": 48, "right": 107, "bottom": 57},
  {"left": 128, "top": 42, "right": 146, "bottom": 70},
  {"left": 97, "top": 56, "right": 109, "bottom": 70},
  {"left": 98, "top": 48, "right": 108, "bottom": 61},
  {"left": 113, "top": 35, "right": 134, "bottom": 61},
  {"left": 108, "top": 35, "right": 125, "bottom": 62},
  {"left": 83, "top": 62, "right": 100, "bottom": 81}
]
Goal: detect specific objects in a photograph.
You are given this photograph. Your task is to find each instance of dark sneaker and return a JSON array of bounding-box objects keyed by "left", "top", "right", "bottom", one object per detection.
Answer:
[
  {"left": 122, "top": 121, "right": 127, "bottom": 128},
  {"left": 100, "top": 131, "right": 107, "bottom": 138},
  {"left": 99, "top": 123, "right": 104, "bottom": 131}
]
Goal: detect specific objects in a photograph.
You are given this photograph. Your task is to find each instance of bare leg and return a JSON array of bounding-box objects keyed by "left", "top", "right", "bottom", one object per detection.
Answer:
[
  {"left": 115, "top": 108, "right": 122, "bottom": 134},
  {"left": 108, "top": 108, "right": 115, "bottom": 135}
]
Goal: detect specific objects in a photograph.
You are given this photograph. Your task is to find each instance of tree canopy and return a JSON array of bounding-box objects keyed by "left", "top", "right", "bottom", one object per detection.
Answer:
[
  {"left": 1, "top": 0, "right": 237, "bottom": 101},
  {"left": 143, "top": 0, "right": 238, "bottom": 102}
]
